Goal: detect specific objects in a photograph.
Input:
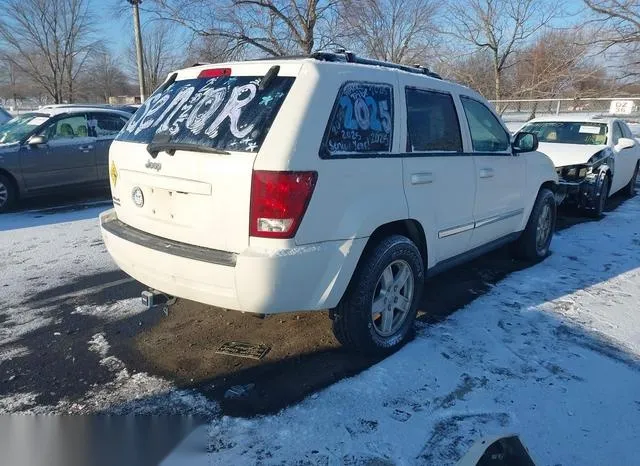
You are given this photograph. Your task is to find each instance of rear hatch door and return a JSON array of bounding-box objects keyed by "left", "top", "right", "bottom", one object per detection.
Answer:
[{"left": 109, "top": 62, "right": 300, "bottom": 253}]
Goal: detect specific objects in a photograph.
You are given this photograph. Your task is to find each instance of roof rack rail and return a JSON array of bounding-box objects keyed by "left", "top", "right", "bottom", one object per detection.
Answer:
[
  {"left": 247, "top": 51, "right": 442, "bottom": 78},
  {"left": 310, "top": 50, "right": 442, "bottom": 79}
]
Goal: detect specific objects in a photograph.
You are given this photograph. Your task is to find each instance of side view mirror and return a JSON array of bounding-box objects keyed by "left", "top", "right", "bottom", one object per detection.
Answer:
[
  {"left": 512, "top": 132, "right": 538, "bottom": 153},
  {"left": 27, "top": 135, "right": 47, "bottom": 147},
  {"left": 616, "top": 137, "right": 636, "bottom": 151}
]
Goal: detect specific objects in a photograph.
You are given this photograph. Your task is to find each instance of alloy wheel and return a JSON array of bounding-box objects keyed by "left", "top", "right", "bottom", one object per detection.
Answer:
[
  {"left": 536, "top": 203, "right": 552, "bottom": 251},
  {"left": 371, "top": 260, "right": 415, "bottom": 337},
  {"left": 0, "top": 181, "right": 8, "bottom": 209}
]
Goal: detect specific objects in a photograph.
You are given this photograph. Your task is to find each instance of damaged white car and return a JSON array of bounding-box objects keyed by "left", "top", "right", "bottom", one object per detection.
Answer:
[{"left": 517, "top": 117, "right": 640, "bottom": 216}]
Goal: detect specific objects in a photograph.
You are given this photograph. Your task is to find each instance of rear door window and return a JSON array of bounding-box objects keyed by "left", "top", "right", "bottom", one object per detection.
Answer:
[
  {"left": 322, "top": 82, "right": 394, "bottom": 156},
  {"left": 89, "top": 113, "right": 129, "bottom": 138},
  {"left": 117, "top": 74, "right": 295, "bottom": 153},
  {"left": 406, "top": 88, "right": 462, "bottom": 152}
]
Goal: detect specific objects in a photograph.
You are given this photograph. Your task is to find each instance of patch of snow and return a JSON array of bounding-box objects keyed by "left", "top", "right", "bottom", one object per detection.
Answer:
[
  {"left": 0, "top": 205, "right": 119, "bottom": 344},
  {"left": 1, "top": 205, "right": 219, "bottom": 417},
  {"left": 0, "top": 310, "right": 55, "bottom": 346},
  {"left": 73, "top": 298, "right": 146, "bottom": 322},
  {"left": 44, "top": 368, "right": 217, "bottom": 417},
  {"left": 0, "top": 345, "right": 31, "bottom": 364},
  {"left": 206, "top": 194, "right": 640, "bottom": 466},
  {"left": 82, "top": 332, "right": 217, "bottom": 416},
  {"left": 99, "top": 355, "right": 126, "bottom": 373},
  {"left": 88, "top": 333, "right": 110, "bottom": 358},
  {"left": 0, "top": 392, "right": 38, "bottom": 411},
  {"left": 4, "top": 332, "right": 218, "bottom": 417}
]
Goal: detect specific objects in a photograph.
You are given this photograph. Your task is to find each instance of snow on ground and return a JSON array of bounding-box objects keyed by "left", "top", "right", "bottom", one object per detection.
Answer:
[
  {"left": 0, "top": 203, "right": 218, "bottom": 416},
  {"left": 0, "top": 345, "right": 30, "bottom": 364},
  {"left": 207, "top": 195, "right": 640, "bottom": 465},
  {"left": 44, "top": 331, "right": 218, "bottom": 416},
  {"left": 3, "top": 195, "right": 640, "bottom": 463},
  {"left": 88, "top": 332, "right": 111, "bottom": 358},
  {"left": 10, "top": 328, "right": 218, "bottom": 416},
  {"left": 73, "top": 297, "right": 147, "bottom": 322},
  {"left": 0, "top": 205, "right": 117, "bottom": 343},
  {"left": 0, "top": 392, "right": 39, "bottom": 412}
]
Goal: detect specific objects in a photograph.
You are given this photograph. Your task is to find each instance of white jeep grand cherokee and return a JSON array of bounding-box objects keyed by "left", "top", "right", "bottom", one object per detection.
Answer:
[{"left": 101, "top": 53, "right": 558, "bottom": 353}]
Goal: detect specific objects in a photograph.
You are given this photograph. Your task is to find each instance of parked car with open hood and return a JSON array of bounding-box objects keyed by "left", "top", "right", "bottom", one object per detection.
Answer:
[
  {"left": 100, "top": 52, "right": 558, "bottom": 353},
  {"left": 0, "top": 106, "right": 131, "bottom": 211},
  {"left": 516, "top": 117, "right": 640, "bottom": 217}
]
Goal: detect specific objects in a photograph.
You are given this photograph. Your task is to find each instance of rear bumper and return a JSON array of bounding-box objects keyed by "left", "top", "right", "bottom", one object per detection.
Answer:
[{"left": 100, "top": 209, "right": 366, "bottom": 314}]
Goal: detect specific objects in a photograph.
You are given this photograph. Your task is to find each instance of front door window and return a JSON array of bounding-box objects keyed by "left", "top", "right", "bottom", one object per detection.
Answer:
[{"left": 42, "top": 115, "right": 90, "bottom": 141}]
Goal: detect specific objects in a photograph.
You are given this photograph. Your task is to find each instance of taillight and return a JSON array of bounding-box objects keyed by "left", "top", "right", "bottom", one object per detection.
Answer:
[
  {"left": 198, "top": 68, "right": 232, "bottom": 78},
  {"left": 250, "top": 170, "right": 317, "bottom": 239}
]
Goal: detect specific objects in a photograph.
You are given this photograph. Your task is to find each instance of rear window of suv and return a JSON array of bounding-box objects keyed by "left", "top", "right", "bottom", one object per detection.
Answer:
[{"left": 117, "top": 74, "right": 294, "bottom": 153}]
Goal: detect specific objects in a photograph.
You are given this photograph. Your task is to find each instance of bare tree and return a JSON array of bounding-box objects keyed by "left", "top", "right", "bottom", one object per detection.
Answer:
[
  {"left": 338, "top": 0, "right": 440, "bottom": 64},
  {"left": 515, "top": 30, "right": 591, "bottom": 97},
  {"left": 445, "top": 51, "right": 497, "bottom": 98},
  {"left": 185, "top": 34, "right": 244, "bottom": 65},
  {"left": 128, "top": 22, "right": 183, "bottom": 93},
  {"left": 511, "top": 29, "right": 607, "bottom": 117},
  {"left": 0, "top": 0, "right": 98, "bottom": 103},
  {"left": 583, "top": 0, "right": 640, "bottom": 77},
  {"left": 83, "top": 51, "right": 133, "bottom": 103},
  {"left": 447, "top": 0, "right": 556, "bottom": 101},
  {"left": 150, "top": 0, "right": 339, "bottom": 56}
]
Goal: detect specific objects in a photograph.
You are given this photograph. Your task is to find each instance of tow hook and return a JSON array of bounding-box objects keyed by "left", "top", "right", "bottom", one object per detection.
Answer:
[{"left": 141, "top": 289, "right": 177, "bottom": 316}]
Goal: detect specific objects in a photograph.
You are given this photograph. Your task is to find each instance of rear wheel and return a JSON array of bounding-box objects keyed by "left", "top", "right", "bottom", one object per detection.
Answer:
[
  {"left": 0, "top": 174, "right": 17, "bottom": 213},
  {"left": 624, "top": 162, "right": 638, "bottom": 197},
  {"left": 331, "top": 235, "right": 424, "bottom": 354},
  {"left": 512, "top": 188, "right": 556, "bottom": 263}
]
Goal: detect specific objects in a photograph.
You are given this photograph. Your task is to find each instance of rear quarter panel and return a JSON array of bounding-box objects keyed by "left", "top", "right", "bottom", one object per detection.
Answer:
[{"left": 255, "top": 62, "right": 409, "bottom": 246}]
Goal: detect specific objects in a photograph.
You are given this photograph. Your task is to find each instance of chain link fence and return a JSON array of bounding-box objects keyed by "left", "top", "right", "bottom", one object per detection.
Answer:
[
  {"left": 490, "top": 97, "right": 640, "bottom": 125},
  {"left": 490, "top": 98, "right": 640, "bottom": 135}
]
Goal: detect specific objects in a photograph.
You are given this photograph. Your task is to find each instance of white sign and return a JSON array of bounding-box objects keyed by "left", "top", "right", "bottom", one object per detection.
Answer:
[
  {"left": 579, "top": 125, "right": 602, "bottom": 134},
  {"left": 27, "top": 117, "right": 49, "bottom": 126},
  {"left": 610, "top": 100, "right": 635, "bottom": 115}
]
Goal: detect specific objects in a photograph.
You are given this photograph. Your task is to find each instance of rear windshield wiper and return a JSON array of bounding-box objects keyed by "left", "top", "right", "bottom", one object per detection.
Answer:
[{"left": 147, "top": 142, "right": 230, "bottom": 157}]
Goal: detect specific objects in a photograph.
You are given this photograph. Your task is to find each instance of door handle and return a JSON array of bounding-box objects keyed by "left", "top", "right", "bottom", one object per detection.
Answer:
[
  {"left": 479, "top": 168, "right": 494, "bottom": 179},
  {"left": 79, "top": 145, "right": 94, "bottom": 152},
  {"left": 411, "top": 172, "right": 434, "bottom": 185}
]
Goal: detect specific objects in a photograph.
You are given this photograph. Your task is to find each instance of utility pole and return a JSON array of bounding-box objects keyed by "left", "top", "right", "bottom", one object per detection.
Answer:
[{"left": 128, "top": 0, "right": 147, "bottom": 103}]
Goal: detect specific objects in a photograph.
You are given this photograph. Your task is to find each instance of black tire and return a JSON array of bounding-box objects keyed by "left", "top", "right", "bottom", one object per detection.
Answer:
[
  {"left": 331, "top": 234, "right": 424, "bottom": 354},
  {"left": 512, "top": 188, "right": 556, "bottom": 263},
  {"left": 589, "top": 174, "right": 609, "bottom": 218},
  {"left": 624, "top": 162, "right": 639, "bottom": 197},
  {"left": 0, "top": 173, "right": 17, "bottom": 213}
]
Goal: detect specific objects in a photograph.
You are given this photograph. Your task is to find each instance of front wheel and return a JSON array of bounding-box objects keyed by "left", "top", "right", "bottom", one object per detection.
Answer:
[
  {"left": 589, "top": 174, "right": 609, "bottom": 218},
  {"left": 331, "top": 235, "right": 424, "bottom": 354},
  {"left": 0, "top": 174, "right": 17, "bottom": 213},
  {"left": 512, "top": 188, "right": 556, "bottom": 263}
]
